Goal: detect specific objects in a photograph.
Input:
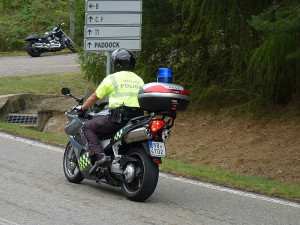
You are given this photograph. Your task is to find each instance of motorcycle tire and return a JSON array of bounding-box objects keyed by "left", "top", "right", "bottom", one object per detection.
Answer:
[
  {"left": 122, "top": 145, "right": 159, "bottom": 202},
  {"left": 63, "top": 141, "right": 84, "bottom": 183},
  {"left": 65, "top": 39, "right": 77, "bottom": 53},
  {"left": 26, "top": 40, "right": 42, "bottom": 57}
]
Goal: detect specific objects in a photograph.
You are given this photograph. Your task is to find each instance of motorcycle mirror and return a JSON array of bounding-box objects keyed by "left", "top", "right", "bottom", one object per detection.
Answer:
[{"left": 61, "top": 88, "right": 71, "bottom": 96}]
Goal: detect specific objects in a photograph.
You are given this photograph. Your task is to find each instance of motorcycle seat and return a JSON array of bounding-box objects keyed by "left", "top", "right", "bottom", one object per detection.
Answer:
[{"left": 40, "top": 35, "right": 51, "bottom": 40}]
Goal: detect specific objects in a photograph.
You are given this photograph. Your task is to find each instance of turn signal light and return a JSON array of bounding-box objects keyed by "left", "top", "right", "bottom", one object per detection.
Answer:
[
  {"left": 151, "top": 120, "right": 165, "bottom": 133},
  {"left": 154, "top": 159, "right": 162, "bottom": 164}
]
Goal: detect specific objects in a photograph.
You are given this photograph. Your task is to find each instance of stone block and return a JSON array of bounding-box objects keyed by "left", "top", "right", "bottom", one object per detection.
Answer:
[
  {"left": 9, "top": 101, "right": 15, "bottom": 113},
  {"left": 13, "top": 100, "right": 22, "bottom": 112}
]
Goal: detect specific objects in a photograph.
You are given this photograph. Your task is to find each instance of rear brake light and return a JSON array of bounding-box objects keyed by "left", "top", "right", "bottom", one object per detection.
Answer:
[
  {"left": 145, "top": 85, "right": 190, "bottom": 97},
  {"left": 150, "top": 120, "right": 165, "bottom": 132}
]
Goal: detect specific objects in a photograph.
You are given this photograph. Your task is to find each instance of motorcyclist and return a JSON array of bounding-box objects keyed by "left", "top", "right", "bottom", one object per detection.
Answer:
[{"left": 76, "top": 49, "right": 144, "bottom": 175}]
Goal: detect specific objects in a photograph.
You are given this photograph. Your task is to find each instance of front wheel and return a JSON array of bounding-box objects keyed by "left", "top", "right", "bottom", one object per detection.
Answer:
[
  {"left": 26, "top": 40, "right": 42, "bottom": 57},
  {"left": 63, "top": 142, "right": 84, "bottom": 183},
  {"left": 122, "top": 145, "right": 159, "bottom": 202},
  {"left": 65, "top": 38, "right": 77, "bottom": 53}
]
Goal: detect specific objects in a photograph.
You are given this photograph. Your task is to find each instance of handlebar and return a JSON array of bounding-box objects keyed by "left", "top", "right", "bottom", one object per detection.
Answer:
[{"left": 54, "top": 23, "right": 64, "bottom": 31}]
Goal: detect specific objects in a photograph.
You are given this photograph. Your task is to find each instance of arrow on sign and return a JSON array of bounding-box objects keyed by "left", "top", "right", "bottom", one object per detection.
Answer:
[
  {"left": 87, "top": 42, "right": 92, "bottom": 48},
  {"left": 88, "top": 29, "right": 92, "bottom": 35},
  {"left": 89, "top": 4, "right": 95, "bottom": 9},
  {"left": 89, "top": 16, "right": 93, "bottom": 22}
]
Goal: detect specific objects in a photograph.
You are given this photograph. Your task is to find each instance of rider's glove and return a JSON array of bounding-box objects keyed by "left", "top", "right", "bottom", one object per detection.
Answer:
[
  {"left": 71, "top": 104, "right": 83, "bottom": 112},
  {"left": 75, "top": 105, "right": 83, "bottom": 111}
]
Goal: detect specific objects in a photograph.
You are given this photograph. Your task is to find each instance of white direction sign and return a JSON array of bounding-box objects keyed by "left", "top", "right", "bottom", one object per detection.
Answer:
[
  {"left": 84, "top": 0, "right": 142, "bottom": 51},
  {"left": 86, "top": 0, "right": 142, "bottom": 12},
  {"left": 84, "top": 39, "right": 141, "bottom": 51},
  {"left": 85, "top": 13, "right": 141, "bottom": 25},
  {"left": 85, "top": 26, "right": 141, "bottom": 38}
]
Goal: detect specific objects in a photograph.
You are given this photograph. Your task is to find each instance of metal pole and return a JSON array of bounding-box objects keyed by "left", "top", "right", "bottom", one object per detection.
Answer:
[
  {"left": 70, "top": 0, "right": 75, "bottom": 40},
  {"left": 106, "top": 51, "right": 111, "bottom": 76},
  {"left": 105, "top": 52, "right": 111, "bottom": 102}
]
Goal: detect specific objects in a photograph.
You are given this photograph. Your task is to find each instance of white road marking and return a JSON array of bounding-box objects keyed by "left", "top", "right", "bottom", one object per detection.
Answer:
[
  {"left": 1, "top": 132, "right": 299, "bottom": 209},
  {"left": 0, "top": 132, "right": 64, "bottom": 153},
  {"left": 159, "top": 173, "right": 300, "bottom": 209}
]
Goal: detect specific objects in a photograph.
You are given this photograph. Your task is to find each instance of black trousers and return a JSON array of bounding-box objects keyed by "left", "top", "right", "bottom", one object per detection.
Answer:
[{"left": 81, "top": 115, "right": 125, "bottom": 157}]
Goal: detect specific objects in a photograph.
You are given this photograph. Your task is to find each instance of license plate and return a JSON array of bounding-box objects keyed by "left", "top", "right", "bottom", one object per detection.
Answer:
[{"left": 149, "top": 141, "right": 166, "bottom": 157}]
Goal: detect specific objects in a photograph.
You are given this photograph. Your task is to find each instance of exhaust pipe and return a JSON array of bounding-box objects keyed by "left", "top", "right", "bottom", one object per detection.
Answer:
[
  {"left": 33, "top": 42, "right": 61, "bottom": 49},
  {"left": 123, "top": 127, "right": 152, "bottom": 144}
]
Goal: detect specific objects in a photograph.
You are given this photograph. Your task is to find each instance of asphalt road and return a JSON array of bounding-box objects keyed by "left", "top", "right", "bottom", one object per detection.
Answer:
[
  {"left": 0, "top": 132, "right": 299, "bottom": 225},
  {"left": 0, "top": 53, "right": 80, "bottom": 77},
  {"left": 0, "top": 54, "right": 300, "bottom": 224}
]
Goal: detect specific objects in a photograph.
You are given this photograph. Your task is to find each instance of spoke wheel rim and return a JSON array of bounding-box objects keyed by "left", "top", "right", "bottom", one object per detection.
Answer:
[
  {"left": 64, "top": 145, "right": 80, "bottom": 178},
  {"left": 123, "top": 153, "right": 144, "bottom": 193}
]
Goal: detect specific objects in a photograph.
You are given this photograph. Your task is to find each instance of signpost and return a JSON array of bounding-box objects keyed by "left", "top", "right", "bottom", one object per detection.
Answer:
[
  {"left": 84, "top": 0, "right": 142, "bottom": 76},
  {"left": 84, "top": 39, "right": 141, "bottom": 51},
  {"left": 86, "top": 0, "right": 142, "bottom": 12},
  {"left": 84, "top": 26, "right": 141, "bottom": 38},
  {"left": 85, "top": 13, "right": 141, "bottom": 25}
]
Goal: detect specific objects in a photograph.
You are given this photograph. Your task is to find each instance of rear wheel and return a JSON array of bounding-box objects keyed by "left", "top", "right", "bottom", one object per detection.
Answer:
[
  {"left": 63, "top": 142, "right": 84, "bottom": 183},
  {"left": 26, "top": 40, "right": 42, "bottom": 57},
  {"left": 122, "top": 145, "right": 159, "bottom": 202}
]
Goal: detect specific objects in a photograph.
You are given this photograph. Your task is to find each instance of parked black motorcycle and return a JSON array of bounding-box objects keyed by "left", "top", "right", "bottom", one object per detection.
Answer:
[
  {"left": 25, "top": 23, "right": 76, "bottom": 57},
  {"left": 61, "top": 82, "right": 190, "bottom": 202}
]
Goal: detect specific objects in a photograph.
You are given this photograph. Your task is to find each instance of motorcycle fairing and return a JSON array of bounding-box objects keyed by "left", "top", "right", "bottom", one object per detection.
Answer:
[
  {"left": 114, "top": 127, "right": 126, "bottom": 141},
  {"left": 78, "top": 152, "right": 91, "bottom": 172},
  {"left": 69, "top": 136, "right": 83, "bottom": 159}
]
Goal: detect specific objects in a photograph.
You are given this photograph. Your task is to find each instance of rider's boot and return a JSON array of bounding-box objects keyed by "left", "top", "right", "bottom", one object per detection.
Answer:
[{"left": 89, "top": 153, "right": 107, "bottom": 175}]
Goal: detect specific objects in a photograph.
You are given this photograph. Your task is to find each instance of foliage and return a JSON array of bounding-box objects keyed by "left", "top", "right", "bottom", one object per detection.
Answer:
[
  {"left": 77, "top": 52, "right": 107, "bottom": 84},
  {"left": 134, "top": 0, "right": 177, "bottom": 83},
  {"left": 248, "top": 0, "right": 300, "bottom": 106},
  {"left": 0, "top": 0, "right": 70, "bottom": 51},
  {"left": 73, "top": 0, "right": 85, "bottom": 43},
  {"left": 73, "top": 0, "right": 107, "bottom": 84},
  {"left": 1, "top": 0, "right": 299, "bottom": 111},
  {"left": 137, "top": 0, "right": 299, "bottom": 111}
]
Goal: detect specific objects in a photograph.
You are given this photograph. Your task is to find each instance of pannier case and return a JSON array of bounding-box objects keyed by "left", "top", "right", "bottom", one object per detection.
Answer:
[{"left": 138, "top": 82, "right": 190, "bottom": 112}]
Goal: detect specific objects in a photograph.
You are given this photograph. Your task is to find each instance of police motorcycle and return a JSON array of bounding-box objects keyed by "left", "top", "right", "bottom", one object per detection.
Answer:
[
  {"left": 61, "top": 82, "right": 190, "bottom": 202},
  {"left": 25, "top": 22, "right": 76, "bottom": 57}
]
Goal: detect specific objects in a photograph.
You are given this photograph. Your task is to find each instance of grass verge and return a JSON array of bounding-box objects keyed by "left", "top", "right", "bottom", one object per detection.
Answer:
[
  {"left": 0, "top": 122, "right": 68, "bottom": 145},
  {"left": 0, "top": 50, "right": 73, "bottom": 57},
  {"left": 0, "top": 71, "right": 299, "bottom": 201},
  {"left": 0, "top": 71, "right": 96, "bottom": 96},
  {"left": 0, "top": 51, "right": 27, "bottom": 57},
  {"left": 160, "top": 158, "right": 300, "bottom": 201}
]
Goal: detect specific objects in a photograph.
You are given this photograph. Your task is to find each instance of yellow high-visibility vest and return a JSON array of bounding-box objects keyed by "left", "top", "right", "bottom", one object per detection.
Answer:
[{"left": 95, "top": 71, "right": 144, "bottom": 108}]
